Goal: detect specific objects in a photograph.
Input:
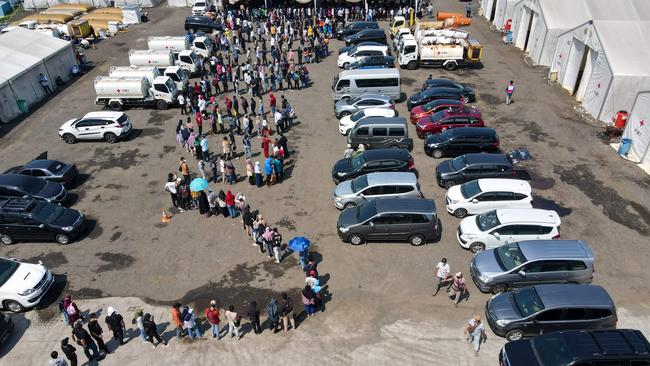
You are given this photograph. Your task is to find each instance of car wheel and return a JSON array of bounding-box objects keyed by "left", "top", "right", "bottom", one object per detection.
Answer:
[
  {"left": 407, "top": 60, "right": 418, "bottom": 70},
  {"left": 156, "top": 100, "right": 168, "bottom": 110},
  {"left": 342, "top": 62, "right": 350, "bottom": 69},
  {"left": 63, "top": 134, "right": 77, "bottom": 144},
  {"left": 443, "top": 180, "right": 455, "bottom": 189},
  {"left": 343, "top": 202, "right": 356, "bottom": 209},
  {"left": 453, "top": 208, "right": 468, "bottom": 218},
  {"left": 108, "top": 101, "right": 123, "bottom": 111},
  {"left": 490, "top": 284, "right": 507, "bottom": 294},
  {"left": 3, "top": 300, "right": 24, "bottom": 313},
  {"left": 469, "top": 242, "right": 486, "bottom": 253},
  {"left": 349, "top": 234, "right": 364, "bottom": 246},
  {"left": 340, "top": 111, "right": 351, "bottom": 117},
  {"left": 409, "top": 234, "right": 425, "bottom": 246},
  {"left": 56, "top": 234, "right": 71, "bottom": 245},
  {"left": 432, "top": 149, "right": 443, "bottom": 159},
  {"left": 444, "top": 62, "right": 458, "bottom": 71},
  {"left": 104, "top": 132, "right": 118, "bottom": 144},
  {"left": 506, "top": 330, "right": 524, "bottom": 342},
  {"left": 0, "top": 235, "right": 15, "bottom": 245}
]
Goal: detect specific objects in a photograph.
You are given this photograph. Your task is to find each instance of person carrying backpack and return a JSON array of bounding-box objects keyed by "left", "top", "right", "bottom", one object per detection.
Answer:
[{"left": 62, "top": 295, "right": 80, "bottom": 328}]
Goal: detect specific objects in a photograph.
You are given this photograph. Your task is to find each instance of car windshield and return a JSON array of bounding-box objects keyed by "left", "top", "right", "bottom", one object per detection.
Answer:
[
  {"left": 347, "top": 96, "right": 362, "bottom": 105},
  {"left": 513, "top": 287, "right": 545, "bottom": 317},
  {"left": 23, "top": 179, "right": 47, "bottom": 194},
  {"left": 531, "top": 335, "right": 574, "bottom": 366},
  {"left": 0, "top": 258, "right": 19, "bottom": 287},
  {"left": 429, "top": 111, "right": 445, "bottom": 124},
  {"left": 351, "top": 175, "right": 369, "bottom": 193},
  {"left": 358, "top": 200, "right": 377, "bottom": 222},
  {"left": 350, "top": 110, "right": 366, "bottom": 122},
  {"left": 347, "top": 45, "right": 358, "bottom": 54},
  {"left": 351, "top": 154, "right": 366, "bottom": 170},
  {"left": 495, "top": 243, "right": 527, "bottom": 271},
  {"left": 476, "top": 210, "right": 500, "bottom": 231},
  {"left": 450, "top": 155, "right": 468, "bottom": 171},
  {"left": 460, "top": 180, "right": 482, "bottom": 199},
  {"left": 31, "top": 203, "right": 64, "bottom": 223}
]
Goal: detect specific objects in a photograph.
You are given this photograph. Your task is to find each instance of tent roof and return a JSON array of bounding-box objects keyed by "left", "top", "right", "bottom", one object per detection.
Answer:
[
  {"left": 538, "top": 0, "right": 650, "bottom": 30},
  {"left": 0, "top": 28, "right": 72, "bottom": 81},
  {"left": 592, "top": 20, "right": 650, "bottom": 77},
  {"left": 538, "top": 0, "right": 591, "bottom": 30}
]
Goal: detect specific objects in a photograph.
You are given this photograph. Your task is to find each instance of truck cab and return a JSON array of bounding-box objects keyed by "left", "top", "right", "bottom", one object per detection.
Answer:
[
  {"left": 389, "top": 16, "right": 407, "bottom": 37},
  {"left": 150, "top": 76, "right": 178, "bottom": 105},
  {"left": 192, "top": 36, "right": 213, "bottom": 57},
  {"left": 164, "top": 66, "right": 189, "bottom": 91},
  {"left": 177, "top": 50, "right": 201, "bottom": 75}
]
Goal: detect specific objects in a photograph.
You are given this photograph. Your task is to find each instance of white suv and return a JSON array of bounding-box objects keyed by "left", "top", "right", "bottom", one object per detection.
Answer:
[
  {"left": 192, "top": 1, "right": 209, "bottom": 15},
  {"left": 339, "top": 107, "right": 396, "bottom": 135},
  {"left": 445, "top": 179, "right": 533, "bottom": 218},
  {"left": 59, "top": 111, "right": 133, "bottom": 144},
  {"left": 457, "top": 209, "right": 561, "bottom": 253},
  {"left": 0, "top": 257, "right": 53, "bottom": 312}
]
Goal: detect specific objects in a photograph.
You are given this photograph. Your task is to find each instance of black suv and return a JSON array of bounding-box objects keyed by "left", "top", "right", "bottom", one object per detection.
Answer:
[
  {"left": 500, "top": 329, "right": 650, "bottom": 366},
  {"left": 332, "top": 149, "right": 415, "bottom": 184},
  {"left": 185, "top": 16, "right": 223, "bottom": 33},
  {"left": 345, "top": 29, "right": 387, "bottom": 46},
  {"left": 0, "top": 199, "right": 85, "bottom": 245},
  {"left": 336, "top": 21, "right": 379, "bottom": 40},
  {"left": 424, "top": 127, "right": 499, "bottom": 158},
  {"left": 435, "top": 153, "right": 516, "bottom": 189}
]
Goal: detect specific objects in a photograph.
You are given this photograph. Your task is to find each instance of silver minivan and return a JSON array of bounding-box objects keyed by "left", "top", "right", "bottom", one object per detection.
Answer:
[
  {"left": 347, "top": 117, "right": 413, "bottom": 151},
  {"left": 470, "top": 240, "right": 595, "bottom": 294},
  {"left": 332, "top": 68, "right": 401, "bottom": 101},
  {"left": 333, "top": 172, "right": 421, "bottom": 209}
]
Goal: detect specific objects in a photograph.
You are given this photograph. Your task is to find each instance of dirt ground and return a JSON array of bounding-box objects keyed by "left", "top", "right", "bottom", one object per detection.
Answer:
[{"left": 1, "top": 0, "right": 649, "bottom": 364}]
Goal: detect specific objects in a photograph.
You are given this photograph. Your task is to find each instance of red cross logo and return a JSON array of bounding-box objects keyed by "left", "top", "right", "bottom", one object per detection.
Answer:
[
  {"left": 117, "top": 89, "right": 121, "bottom": 93},
  {"left": 640, "top": 119, "right": 645, "bottom": 127}
]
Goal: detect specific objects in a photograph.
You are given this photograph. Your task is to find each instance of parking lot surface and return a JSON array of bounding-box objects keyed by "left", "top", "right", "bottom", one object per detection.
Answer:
[{"left": 1, "top": 0, "right": 649, "bottom": 364}]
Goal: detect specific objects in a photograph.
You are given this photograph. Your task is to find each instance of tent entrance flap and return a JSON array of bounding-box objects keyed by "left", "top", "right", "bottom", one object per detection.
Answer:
[
  {"left": 575, "top": 48, "right": 596, "bottom": 102},
  {"left": 515, "top": 6, "right": 532, "bottom": 50},
  {"left": 562, "top": 38, "right": 586, "bottom": 95},
  {"left": 573, "top": 45, "right": 590, "bottom": 99},
  {"left": 490, "top": 0, "right": 498, "bottom": 21},
  {"left": 523, "top": 11, "right": 535, "bottom": 51}
]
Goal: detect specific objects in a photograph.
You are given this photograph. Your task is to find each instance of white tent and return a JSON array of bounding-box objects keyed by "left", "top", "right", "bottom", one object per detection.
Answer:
[
  {"left": 493, "top": 0, "right": 518, "bottom": 31},
  {"left": 622, "top": 92, "right": 650, "bottom": 168},
  {"left": 0, "top": 28, "right": 77, "bottom": 122},
  {"left": 550, "top": 20, "right": 650, "bottom": 127},
  {"left": 482, "top": 0, "right": 498, "bottom": 22}
]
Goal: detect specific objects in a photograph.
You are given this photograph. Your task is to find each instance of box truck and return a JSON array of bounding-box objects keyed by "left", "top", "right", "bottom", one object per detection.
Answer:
[
  {"left": 128, "top": 49, "right": 201, "bottom": 75},
  {"left": 148, "top": 35, "right": 214, "bottom": 58},
  {"left": 109, "top": 65, "right": 189, "bottom": 91},
  {"left": 94, "top": 76, "right": 178, "bottom": 111}
]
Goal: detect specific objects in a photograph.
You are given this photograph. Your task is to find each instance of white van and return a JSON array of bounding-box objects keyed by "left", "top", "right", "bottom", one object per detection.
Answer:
[
  {"left": 332, "top": 68, "right": 401, "bottom": 101},
  {"left": 338, "top": 45, "right": 390, "bottom": 69}
]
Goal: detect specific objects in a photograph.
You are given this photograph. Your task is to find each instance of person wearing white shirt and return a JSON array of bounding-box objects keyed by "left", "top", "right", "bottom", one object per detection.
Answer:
[
  {"left": 465, "top": 315, "right": 486, "bottom": 354},
  {"left": 432, "top": 257, "right": 450, "bottom": 296}
]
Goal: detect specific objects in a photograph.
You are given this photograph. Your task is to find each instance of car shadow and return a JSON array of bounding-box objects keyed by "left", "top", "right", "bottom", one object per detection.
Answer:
[
  {"left": 67, "top": 173, "right": 90, "bottom": 190},
  {"left": 35, "top": 274, "right": 68, "bottom": 311},
  {"left": 0, "top": 313, "right": 30, "bottom": 358}
]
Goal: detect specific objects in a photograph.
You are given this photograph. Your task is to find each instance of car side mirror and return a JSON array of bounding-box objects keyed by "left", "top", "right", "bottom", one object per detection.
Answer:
[
  {"left": 369, "top": 221, "right": 375, "bottom": 228},
  {"left": 22, "top": 195, "right": 29, "bottom": 199},
  {"left": 38, "top": 224, "right": 45, "bottom": 229},
  {"left": 359, "top": 193, "right": 366, "bottom": 199},
  {"left": 518, "top": 270, "right": 526, "bottom": 277},
  {"left": 493, "top": 232, "right": 500, "bottom": 239},
  {"left": 471, "top": 198, "right": 478, "bottom": 203}
]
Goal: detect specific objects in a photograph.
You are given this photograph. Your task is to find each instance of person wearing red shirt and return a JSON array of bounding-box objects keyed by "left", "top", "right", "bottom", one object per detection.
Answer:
[{"left": 205, "top": 300, "right": 221, "bottom": 339}]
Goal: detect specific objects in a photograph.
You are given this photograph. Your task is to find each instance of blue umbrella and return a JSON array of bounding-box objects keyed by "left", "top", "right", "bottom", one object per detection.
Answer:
[
  {"left": 189, "top": 177, "right": 209, "bottom": 192},
  {"left": 288, "top": 237, "right": 311, "bottom": 252}
]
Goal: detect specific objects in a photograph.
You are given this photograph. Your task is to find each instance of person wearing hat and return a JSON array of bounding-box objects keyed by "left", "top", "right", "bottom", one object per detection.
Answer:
[
  {"left": 464, "top": 315, "right": 486, "bottom": 355},
  {"left": 131, "top": 308, "right": 146, "bottom": 343},
  {"left": 60, "top": 337, "right": 77, "bottom": 366},
  {"left": 104, "top": 306, "right": 126, "bottom": 346},
  {"left": 205, "top": 300, "right": 222, "bottom": 339},
  {"left": 432, "top": 258, "right": 451, "bottom": 296},
  {"left": 449, "top": 272, "right": 468, "bottom": 306}
]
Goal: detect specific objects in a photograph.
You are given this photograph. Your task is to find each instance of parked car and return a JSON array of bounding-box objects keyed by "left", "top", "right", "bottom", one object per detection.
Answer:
[
  {"left": 338, "top": 45, "right": 390, "bottom": 68},
  {"left": 347, "top": 55, "right": 395, "bottom": 69},
  {"left": 486, "top": 284, "right": 617, "bottom": 341},
  {"left": 3, "top": 154, "right": 78, "bottom": 186},
  {"left": 59, "top": 111, "right": 133, "bottom": 144},
  {"left": 336, "top": 198, "right": 440, "bottom": 246},
  {"left": 0, "top": 174, "right": 67, "bottom": 204},
  {"left": 0, "top": 198, "right": 86, "bottom": 245},
  {"left": 339, "top": 107, "right": 397, "bottom": 135},
  {"left": 457, "top": 208, "right": 561, "bottom": 253},
  {"left": 416, "top": 107, "right": 484, "bottom": 139},
  {"left": 0, "top": 256, "right": 54, "bottom": 312},
  {"left": 184, "top": 15, "right": 222, "bottom": 33},
  {"left": 331, "top": 149, "right": 415, "bottom": 184},
  {"left": 334, "top": 94, "right": 394, "bottom": 119},
  {"left": 338, "top": 41, "right": 386, "bottom": 55},
  {"left": 333, "top": 172, "right": 421, "bottom": 209},
  {"left": 336, "top": 21, "right": 379, "bottom": 40},
  {"left": 347, "top": 117, "right": 413, "bottom": 151},
  {"left": 409, "top": 99, "right": 465, "bottom": 124},
  {"left": 470, "top": 240, "right": 595, "bottom": 293},
  {"left": 407, "top": 87, "right": 466, "bottom": 110},
  {"left": 445, "top": 178, "right": 532, "bottom": 218},
  {"left": 435, "top": 153, "right": 517, "bottom": 189},
  {"left": 344, "top": 29, "right": 387, "bottom": 46},
  {"left": 500, "top": 329, "right": 650, "bottom": 366},
  {"left": 424, "top": 127, "right": 498, "bottom": 158},
  {"left": 0, "top": 312, "right": 13, "bottom": 344},
  {"left": 421, "top": 78, "right": 476, "bottom": 101},
  {"left": 191, "top": 0, "right": 209, "bottom": 15}
]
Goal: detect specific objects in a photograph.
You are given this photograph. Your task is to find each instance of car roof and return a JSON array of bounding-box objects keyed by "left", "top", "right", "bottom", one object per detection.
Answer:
[
  {"left": 495, "top": 208, "right": 561, "bottom": 225},
  {"left": 475, "top": 178, "right": 530, "bottom": 193},
  {"left": 23, "top": 159, "right": 61, "bottom": 170},
  {"left": 440, "top": 107, "right": 481, "bottom": 118},
  {"left": 352, "top": 45, "right": 388, "bottom": 51},
  {"left": 445, "top": 127, "right": 495, "bottom": 138},
  {"left": 0, "top": 198, "right": 38, "bottom": 213},
  {"left": 355, "top": 93, "right": 392, "bottom": 101},
  {"left": 340, "top": 68, "right": 400, "bottom": 79},
  {"left": 532, "top": 284, "right": 614, "bottom": 309},
  {"left": 425, "top": 99, "right": 464, "bottom": 108},
  {"left": 463, "top": 153, "right": 512, "bottom": 165},
  {"left": 518, "top": 240, "right": 594, "bottom": 261},
  {"left": 422, "top": 87, "right": 463, "bottom": 96},
  {"left": 363, "top": 148, "right": 410, "bottom": 161},
  {"left": 365, "top": 172, "right": 418, "bottom": 186},
  {"left": 357, "top": 108, "right": 395, "bottom": 116},
  {"left": 544, "top": 329, "right": 650, "bottom": 359},
  {"left": 349, "top": 21, "right": 378, "bottom": 26},
  {"left": 0, "top": 173, "right": 42, "bottom": 186},
  {"left": 374, "top": 198, "right": 436, "bottom": 213},
  {"left": 82, "top": 111, "right": 125, "bottom": 119},
  {"left": 355, "top": 116, "right": 407, "bottom": 127},
  {"left": 356, "top": 28, "right": 385, "bottom": 35}
]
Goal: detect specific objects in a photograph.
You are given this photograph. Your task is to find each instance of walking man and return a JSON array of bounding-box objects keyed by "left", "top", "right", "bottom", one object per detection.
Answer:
[
  {"left": 60, "top": 338, "right": 77, "bottom": 366},
  {"left": 505, "top": 80, "right": 515, "bottom": 105},
  {"left": 104, "top": 307, "right": 126, "bottom": 346},
  {"left": 87, "top": 313, "right": 110, "bottom": 354},
  {"left": 71, "top": 320, "right": 100, "bottom": 362},
  {"left": 449, "top": 272, "right": 468, "bottom": 306},
  {"left": 432, "top": 257, "right": 450, "bottom": 296},
  {"left": 464, "top": 315, "right": 486, "bottom": 355}
]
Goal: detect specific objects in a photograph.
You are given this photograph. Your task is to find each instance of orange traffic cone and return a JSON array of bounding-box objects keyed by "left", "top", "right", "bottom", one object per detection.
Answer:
[{"left": 161, "top": 208, "right": 171, "bottom": 223}]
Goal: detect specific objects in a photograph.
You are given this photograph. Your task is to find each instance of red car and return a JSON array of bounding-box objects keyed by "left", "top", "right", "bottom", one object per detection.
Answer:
[
  {"left": 409, "top": 99, "right": 465, "bottom": 124},
  {"left": 415, "top": 107, "right": 484, "bottom": 139}
]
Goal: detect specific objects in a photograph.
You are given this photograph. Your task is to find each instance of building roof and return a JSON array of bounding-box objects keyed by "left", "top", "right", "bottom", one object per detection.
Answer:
[{"left": 0, "top": 28, "right": 72, "bottom": 81}]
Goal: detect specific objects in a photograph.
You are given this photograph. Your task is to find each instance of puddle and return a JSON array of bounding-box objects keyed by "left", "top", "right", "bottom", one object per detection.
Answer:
[
  {"left": 92, "top": 147, "right": 149, "bottom": 170},
  {"left": 163, "top": 145, "right": 177, "bottom": 154},
  {"left": 519, "top": 120, "right": 551, "bottom": 143},
  {"left": 479, "top": 93, "right": 502, "bottom": 105},
  {"left": 275, "top": 217, "right": 297, "bottom": 231},
  {"left": 95, "top": 252, "right": 135, "bottom": 272},
  {"left": 527, "top": 168, "right": 556, "bottom": 190},
  {"left": 401, "top": 77, "right": 416, "bottom": 86},
  {"left": 109, "top": 231, "right": 122, "bottom": 242},
  {"left": 25, "top": 252, "right": 68, "bottom": 268},
  {"left": 140, "top": 127, "right": 165, "bottom": 138},
  {"left": 554, "top": 164, "right": 650, "bottom": 235},
  {"left": 532, "top": 196, "right": 572, "bottom": 217},
  {"left": 67, "top": 287, "right": 106, "bottom": 299}
]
